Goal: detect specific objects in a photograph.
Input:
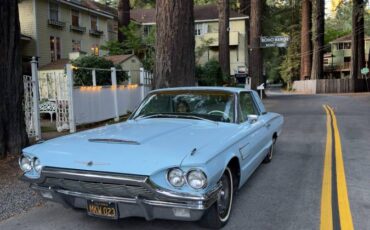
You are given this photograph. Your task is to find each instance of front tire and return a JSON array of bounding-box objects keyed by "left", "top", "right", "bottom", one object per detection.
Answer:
[
  {"left": 263, "top": 138, "right": 276, "bottom": 163},
  {"left": 199, "top": 167, "right": 234, "bottom": 229}
]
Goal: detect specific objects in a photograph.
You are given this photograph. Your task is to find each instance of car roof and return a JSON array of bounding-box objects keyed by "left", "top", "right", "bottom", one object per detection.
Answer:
[{"left": 150, "top": 86, "right": 251, "bottom": 94}]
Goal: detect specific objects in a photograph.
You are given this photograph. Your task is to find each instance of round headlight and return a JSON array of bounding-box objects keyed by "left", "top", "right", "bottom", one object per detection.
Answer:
[
  {"left": 187, "top": 170, "right": 207, "bottom": 189},
  {"left": 33, "top": 158, "right": 42, "bottom": 173},
  {"left": 167, "top": 168, "right": 185, "bottom": 187},
  {"left": 19, "top": 156, "right": 32, "bottom": 172}
]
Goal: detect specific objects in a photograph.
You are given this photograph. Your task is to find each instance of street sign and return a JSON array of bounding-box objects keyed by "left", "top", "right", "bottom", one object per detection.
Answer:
[
  {"left": 361, "top": 67, "right": 369, "bottom": 75},
  {"left": 257, "top": 83, "right": 265, "bottom": 90},
  {"left": 260, "top": 36, "right": 290, "bottom": 48}
]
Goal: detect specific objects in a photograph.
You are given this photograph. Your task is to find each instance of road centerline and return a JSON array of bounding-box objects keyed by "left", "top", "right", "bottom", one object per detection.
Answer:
[
  {"left": 321, "top": 105, "right": 333, "bottom": 230},
  {"left": 328, "top": 106, "right": 354, "bottom": 230}
]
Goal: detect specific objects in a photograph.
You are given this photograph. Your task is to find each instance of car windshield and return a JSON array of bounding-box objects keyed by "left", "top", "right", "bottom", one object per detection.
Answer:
[{"left": 132, "top": 90, "right": 236, "bottom": 123}]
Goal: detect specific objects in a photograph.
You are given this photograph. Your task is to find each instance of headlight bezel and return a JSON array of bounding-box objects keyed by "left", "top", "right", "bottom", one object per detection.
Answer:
[
  {"left": 19, "top": 154, "right": 43, "bottom": 174},
  {"left": 19, "top": 155, "right": 33, "bottom": 172},
  {"left": 32, "top": 157, "right": 43, "bottom": 173},
  {"left": 167, "top": 168, "right": 186, "bottom": 188},
  {"left": 166, "top": 168, "right": 207, "bottom": 190},
  {"left": 186, "top": 169, "right": 208, "bottom": 189}
]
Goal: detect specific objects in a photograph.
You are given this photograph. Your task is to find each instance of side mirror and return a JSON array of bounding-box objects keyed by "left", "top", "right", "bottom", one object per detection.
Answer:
[{"left": 247, "top": 114, "right": 259, "bottom": 124}]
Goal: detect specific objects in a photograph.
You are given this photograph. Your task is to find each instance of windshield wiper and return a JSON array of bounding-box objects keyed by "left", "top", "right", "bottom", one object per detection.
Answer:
[
  {"left": 135, "top": 113, "right": 218, "bottom": 124},
  {"left": 134, "top": 113, "right": 177, "bottom": 120},
  {"left": 176, "top": 114, "right": 218, "bottom": 125}
]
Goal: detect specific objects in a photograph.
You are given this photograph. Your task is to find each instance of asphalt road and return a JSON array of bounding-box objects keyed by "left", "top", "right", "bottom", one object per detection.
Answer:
[{"left": 1, "top": 93, "right": 369, "bottom": 230}]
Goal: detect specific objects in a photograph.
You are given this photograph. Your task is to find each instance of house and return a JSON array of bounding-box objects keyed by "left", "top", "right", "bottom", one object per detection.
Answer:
[
  {"left": 130, "top": 5, "right": 249, "bottom": 76},
  {"left": 105, "top": 54, "right": 143, "bottom": 83},
  {"left": 18, "top": 0, "right": 117, "bottom": 67},
  {"left": 324, "top": 34, "right": 370, "bottom": 78}
]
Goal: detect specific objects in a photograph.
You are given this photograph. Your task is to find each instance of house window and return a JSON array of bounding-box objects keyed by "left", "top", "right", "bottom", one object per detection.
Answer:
[
  {"left": 72, "top": 9, "right": 79, "bottom": 26},
  {"left": 324, "top": 58, "right": 329, "bottom": 65},
  {"left": 91, "top": 44, "right": 99, "bottom": 56},
  {"left": 49, "top": 2, "right": 59, "bottom": 21},
  {"left": 344, "top": 57, "right": 351, "bottom": 63},
  {"left": 72, "top": 40, "right": 81, "bottom": 52},
  {"left": 91, "top": 15, "right": 98, "bottom": 31},
  {"left": 195, "top": 23, "right": 208, "bottom": 36},
  {"left": 337, "top": 42, "right": 351, "bottom": 50},
  {"left": 143, "top": 25, "right": 152, "bottom": 36},
  {"left": 343, "top": 43, "right": 351, "bottom": 49},
  {"left": 50, "top": 36, "right": 61, "bottom": 62}
]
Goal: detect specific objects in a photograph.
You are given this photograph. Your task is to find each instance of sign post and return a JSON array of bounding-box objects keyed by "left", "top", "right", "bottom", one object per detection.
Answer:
[{"left": 257, "top": 83, "right": 265, "bottom": 99}]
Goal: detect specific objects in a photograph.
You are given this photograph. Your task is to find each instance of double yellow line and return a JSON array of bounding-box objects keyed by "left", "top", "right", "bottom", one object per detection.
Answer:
[{"left": 321, "top": 105, "right": 354, "bottom": 230}]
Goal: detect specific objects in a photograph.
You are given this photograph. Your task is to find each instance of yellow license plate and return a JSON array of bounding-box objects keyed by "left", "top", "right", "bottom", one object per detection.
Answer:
[{"left": 87, "top": 201, "right": 118, "bottom": 219}]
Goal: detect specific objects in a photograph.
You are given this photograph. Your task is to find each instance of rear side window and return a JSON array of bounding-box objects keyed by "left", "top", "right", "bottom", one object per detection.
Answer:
[{"left": 239, "top": 92, "right": 259, "bottom": 123}]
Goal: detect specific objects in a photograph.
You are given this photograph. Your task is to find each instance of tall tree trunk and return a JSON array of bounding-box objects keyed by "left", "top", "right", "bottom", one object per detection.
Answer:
[
  {"left": 311, "top": 0, "right": 325, "bottom": 80},
  {"left": 357, "top": 1, "right": 365, "bottom": 78},
  {"left": 351, "top": 0, "right": 359, "bottom": 84},
  {"left": 249, "top": 0, "right": 263, "bottom": 89},
  {"left": 218, "top": 0, "right": 230, "bottom": 78},
  {"left": 117, "top": 0, "right": 130, "bottom": 42},
  {"left": 239, "top": 0, "right": 250, "bottom": 82},
  {"left": 300, "top": 0, "right": 312, "bottom": 80},
  {"left": 155, "top": 0, "right": 196, "bottom": 88},
  {"left": 0, "top": 0, "right": 28, "bottom": 158}
]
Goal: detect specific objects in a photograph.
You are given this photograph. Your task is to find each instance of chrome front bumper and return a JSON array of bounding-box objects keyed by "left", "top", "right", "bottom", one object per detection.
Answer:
[{"left": 23, "top": 167, "right": 221, "bottom": 221}]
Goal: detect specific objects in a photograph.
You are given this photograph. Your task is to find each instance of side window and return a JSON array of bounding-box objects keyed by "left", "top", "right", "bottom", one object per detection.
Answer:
[{"left": 239, "top": 92, "right": 258, "bottom": 123}]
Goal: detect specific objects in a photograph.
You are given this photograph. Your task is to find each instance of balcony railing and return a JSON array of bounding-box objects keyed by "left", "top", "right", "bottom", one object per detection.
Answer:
[
  {"left": 324, "top": 62, "right": 351, "bottom": 72},
  {"left": 48, "top": 19, "right": 66, "bottom": 29},
  {"left": 89, "top": 29, "right": 104, "bottom": 37},
  {"left": 70, "top": 25, "right": 86, "bottom": 33}
]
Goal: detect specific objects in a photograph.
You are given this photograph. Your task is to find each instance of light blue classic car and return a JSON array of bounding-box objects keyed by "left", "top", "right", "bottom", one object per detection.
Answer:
[{"left": 20, "top": 87, "right": 283, "bottom": 228}]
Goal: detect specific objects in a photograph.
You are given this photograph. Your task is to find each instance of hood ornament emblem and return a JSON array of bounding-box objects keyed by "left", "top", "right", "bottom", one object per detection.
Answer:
[{"left": 75, "top": 161, "right": 110, "bottom": 166}]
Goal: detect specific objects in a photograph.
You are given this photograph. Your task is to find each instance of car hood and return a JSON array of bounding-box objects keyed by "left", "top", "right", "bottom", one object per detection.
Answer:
[{"left": 24, "top": 118, "right": 239, "bottom": 176}]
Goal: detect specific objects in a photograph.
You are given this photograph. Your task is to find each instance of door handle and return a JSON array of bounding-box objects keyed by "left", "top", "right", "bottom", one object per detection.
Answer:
[{"left": 264, "top": 123, "right": 271, "bottom": 128}]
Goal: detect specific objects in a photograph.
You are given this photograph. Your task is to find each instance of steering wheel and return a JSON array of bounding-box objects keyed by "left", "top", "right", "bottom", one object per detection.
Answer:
[{"left": 207, "top": 110, "right": 230, "bottom": 120}]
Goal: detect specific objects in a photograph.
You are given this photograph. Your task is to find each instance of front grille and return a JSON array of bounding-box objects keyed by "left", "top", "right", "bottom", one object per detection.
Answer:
[{"left": 42, "top": 177, "right": 155, "bottom": 199}]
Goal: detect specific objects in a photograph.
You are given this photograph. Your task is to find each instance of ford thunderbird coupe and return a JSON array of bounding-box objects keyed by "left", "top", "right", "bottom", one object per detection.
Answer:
[{"left": 20, "top": 87, "right": 283, "bottom": 228}]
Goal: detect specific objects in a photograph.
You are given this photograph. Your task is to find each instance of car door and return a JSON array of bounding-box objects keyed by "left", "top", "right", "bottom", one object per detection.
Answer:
[{"left": 237, "top": 92, "right": 268, "bottom": 183}]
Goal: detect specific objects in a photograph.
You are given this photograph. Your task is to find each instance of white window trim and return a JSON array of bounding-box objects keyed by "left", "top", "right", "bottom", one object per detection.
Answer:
[
  {"left": 48, "top": 0, "right": 60, "bottom": 21},
  {"left": 50, "top": 35, "right": 62, "bottom": 62},
  {"left": 72, "top": 39, "right": 82, "bottom": 52},
  {"left": 90, "top": 15, "right": 99, "bottom": 30},
  {"left": 195, "top": 23, "right": 208, "bottom": 36},
  {"left": 71, "top": 9, "right": 81, "bottom": 27}
]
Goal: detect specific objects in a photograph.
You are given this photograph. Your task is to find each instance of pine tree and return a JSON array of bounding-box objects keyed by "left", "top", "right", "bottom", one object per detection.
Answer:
[
  {"left": 218, "top": 0, "right": 231, "bottom": 78},
  {"left": 154, "top": 0, "right": 196, "bottom": 88},
  {"left": 0, "top": 0, "right": 28, "bottom": 158},
  {"left": 300, "top": 0, "right": 312, "bottom": 80}
]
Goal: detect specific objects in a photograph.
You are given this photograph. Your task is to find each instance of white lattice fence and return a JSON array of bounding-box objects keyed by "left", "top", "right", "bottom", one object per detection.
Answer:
[
  {"left": 23, "top": 75, "right": 36, "bottom": 137},
  {"left": 54, "top": 72, "right": 70, "bottom": 132}
]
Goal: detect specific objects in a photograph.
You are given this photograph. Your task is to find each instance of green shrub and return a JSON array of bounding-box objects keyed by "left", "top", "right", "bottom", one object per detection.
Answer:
[
  {"left": 196, "top": 59, "right": 225, "bottom": 86},
  {"left": 71, "top": 55, "right": 128, "bottom": 86}
]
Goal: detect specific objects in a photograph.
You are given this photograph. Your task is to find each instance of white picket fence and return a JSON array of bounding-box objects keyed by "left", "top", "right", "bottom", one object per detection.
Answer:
[{"left": 24, "top": 57, "right": 153, "bottom": 139}]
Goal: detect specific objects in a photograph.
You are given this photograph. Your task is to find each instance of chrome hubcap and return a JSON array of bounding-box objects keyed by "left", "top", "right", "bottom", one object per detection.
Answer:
[{"left": 217, "top": 173, "right": 231, "bottom": 218}]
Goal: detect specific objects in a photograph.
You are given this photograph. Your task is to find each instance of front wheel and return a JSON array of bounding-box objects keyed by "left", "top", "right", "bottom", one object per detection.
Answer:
[
  {"left": 199, "top": 167, "right": 234, "bottom": 229},
  {"left": 263, "top": 138, "right": 276, "bottom": 163}
]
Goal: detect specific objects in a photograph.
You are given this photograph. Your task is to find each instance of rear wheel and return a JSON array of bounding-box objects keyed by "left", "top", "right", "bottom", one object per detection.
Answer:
[
  {"left": 263, "top": 138, "right": 276, "bottom": 163},
  {"left": 199, "top": 167, "right": 234, "bottom": 229}
]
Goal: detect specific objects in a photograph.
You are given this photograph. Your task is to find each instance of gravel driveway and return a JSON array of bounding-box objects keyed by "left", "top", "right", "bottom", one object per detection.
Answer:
[{"left": 0, "top": 156, "right": 44, "bottom": 222}]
